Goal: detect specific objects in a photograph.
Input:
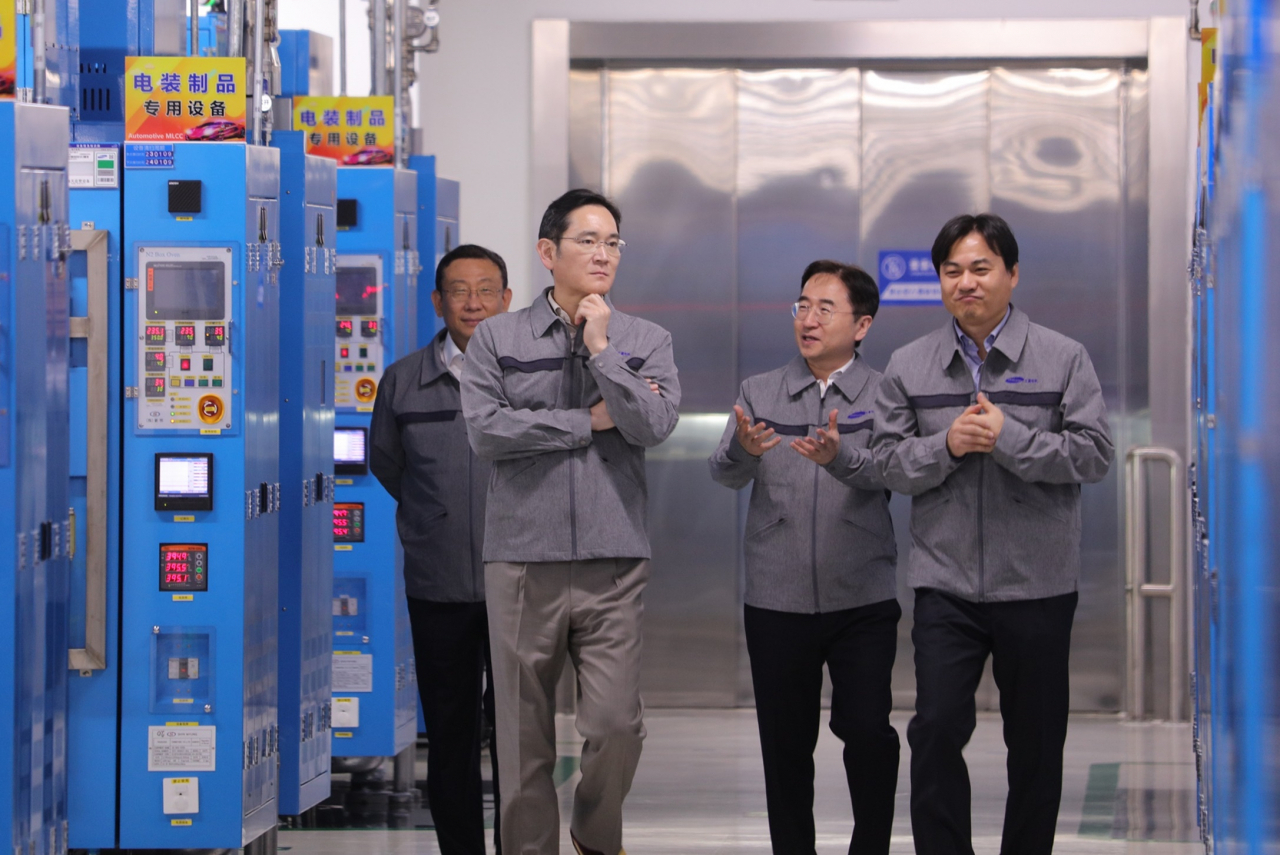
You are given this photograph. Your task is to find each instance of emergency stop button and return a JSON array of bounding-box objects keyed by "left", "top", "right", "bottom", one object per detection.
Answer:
[
  {"left": 354, "top": 378, "right": 377, "bottom": 403},
  {"left": 198, "top": 394, "right": 224, "bottom": 424}
]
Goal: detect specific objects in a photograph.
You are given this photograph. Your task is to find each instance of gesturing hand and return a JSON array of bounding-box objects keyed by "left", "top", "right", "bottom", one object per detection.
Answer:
[
  {"left": 734, "top": 405, "right": 782, "bottom": 457},
  {"left": 972, "top": 393, "right": 1005, "bottom": 441},
  {"left": 946, "top": 402, "right": 995, "bottom": 457},
  {"left": 791, "top": 409, "right": 841, "bottom": 466},
  {"left": 576, "top": 294, "right": 612, "bottom": 355}
]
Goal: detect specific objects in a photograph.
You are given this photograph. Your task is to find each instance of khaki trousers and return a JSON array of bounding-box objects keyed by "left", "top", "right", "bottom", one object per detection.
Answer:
[{"left": 484, "top": 559, "right": 649, "bottom": 855}]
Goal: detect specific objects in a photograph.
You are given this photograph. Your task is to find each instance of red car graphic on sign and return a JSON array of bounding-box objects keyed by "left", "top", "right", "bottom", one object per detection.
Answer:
[
  {"left": 342, "top": 147, "right": 394, "bottom": 166},
  {"left": 184, "top": 120, "right": 245, "bottom": 141}
]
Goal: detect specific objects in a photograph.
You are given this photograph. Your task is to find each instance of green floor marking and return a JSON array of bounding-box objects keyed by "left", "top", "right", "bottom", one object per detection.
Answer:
[
  {"left": 553, "top": 754, "right": 582, "bottom": 788},
  {"left": 1078, "top": 762, "right": 1121, "bottom": 837}
]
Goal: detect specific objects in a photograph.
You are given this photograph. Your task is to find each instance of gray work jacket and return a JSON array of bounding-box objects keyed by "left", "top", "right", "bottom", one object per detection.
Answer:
[
  {"left": 369, "top": 330, "right": 489, "bottom": 602},
  {"left": 709, "top": 355, "right": 897, "bottom": 614},
  {"left": 460, "top": 288, "right": 681, "bottom": 563},
  {"left": 872, "top": 307, "right": 1114, "bottom": 602}
]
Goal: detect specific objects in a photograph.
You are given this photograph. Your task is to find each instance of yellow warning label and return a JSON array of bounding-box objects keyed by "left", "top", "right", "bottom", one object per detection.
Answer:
[
  {"left": 334, "top": 731, "right": 354, "bottom": 738},
  {"left": 173, "top": 698, "right": 194, "bottom": 704},
  {"left": 169, "top": 778, "right": 191, "bottom": 783},
  {"left": 171, "top": 819, "right": 193, "bottom": 826},
  {"left": 335, "top": 544, "right": 353, "bottom": 552},
  {"left": 334, "top": 650, "right": 362, "bottom": 655},
  {"left": 199, "top": 428, "right": 221, "bottom": 435},
  {"left": 335, "top": 478, "right": 354, "bottom": 486},
  {"left": 173, "top": 515, "right": 195, "bottom": 522},
  {"left": 357, "top": 406, "right": 374, "bottom": 413},
  {"left": 172, "top": 594, "right": 194, "bottom": 602},
  {"left": 164, "top": 722, "right": 200, "bottom": 727},
  {"left": 176, "top": 216, "right": 194, "bottom": 222},
  {"left": 335, "top": 631, "right": 354, "bottom": 636}
]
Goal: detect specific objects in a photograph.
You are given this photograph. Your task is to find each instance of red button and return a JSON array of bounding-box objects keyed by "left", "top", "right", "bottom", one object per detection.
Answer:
[
  {"left": 180, "top": 357, "right": 191, "bottom": 371},
  {"left": 340, "top": 347, "right": 349, "bottom": 358}
]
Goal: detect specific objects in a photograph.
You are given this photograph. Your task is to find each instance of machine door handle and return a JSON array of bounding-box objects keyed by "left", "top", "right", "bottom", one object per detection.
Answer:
[
  {"left": 68, "top": 229, "right": 110, "bottom": 673},
  {"left": 1125, "top": 446, "right": 1187, "bottom": 720}
]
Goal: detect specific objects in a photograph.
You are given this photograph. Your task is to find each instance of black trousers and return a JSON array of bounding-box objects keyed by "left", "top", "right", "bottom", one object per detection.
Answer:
[
  {"left": 745, "top": 599, "right": 902, "bottom": 855},
  {"left": 908, "top": 589, "right": 1078, "bottom": 855},
  {"left": 407, "top": 597, "right": 501, "bottom": 855}
]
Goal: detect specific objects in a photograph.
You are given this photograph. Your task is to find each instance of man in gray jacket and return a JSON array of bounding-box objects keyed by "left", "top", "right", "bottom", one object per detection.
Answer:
[
  {"left": 710, "top": 260, "right": 899, "bottom": 855},
  {"left": 461, "top": 189, "right": 680, "bottom": 855},
  {"left": 873, "top": 214, "right": 1114, "bottom": 855},
  {"left": 370, "top": 244, "right": 513, "bottom": 855}
]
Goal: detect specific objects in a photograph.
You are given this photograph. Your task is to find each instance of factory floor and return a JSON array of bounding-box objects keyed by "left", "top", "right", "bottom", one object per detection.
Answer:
[{"left": 281, "top": 710, "right": 1200, "bottom": 855}]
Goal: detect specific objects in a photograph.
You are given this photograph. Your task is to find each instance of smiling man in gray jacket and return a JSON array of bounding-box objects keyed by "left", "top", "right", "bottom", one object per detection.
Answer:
[
  {"left": 873, "top": 214, "right": 1113, "bottom": 855},
  {"left": 461, "top": 189, "right": 680, "bottom": 855},
  {"left": 710, "top": 260, "right": 899, "bottom": 855}
]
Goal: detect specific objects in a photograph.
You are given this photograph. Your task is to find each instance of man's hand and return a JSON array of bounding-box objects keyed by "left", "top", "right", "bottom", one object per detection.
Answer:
[
  {"left": 972, "top": 393, "right": 1005, "bottom": 441},
  {"left": 734, "top": 405, "right": 782, "bottom": 457},
  {"left": 576, "top": 294, "right": 612, "bottom": 355},
  {"left": 946, "top": 403, "right": 996, "bottom": 457},
  {"left": 791, "top": 409, "right": 841, "bottom": 466},
  {"left": 590, "top": 399, "right": 615, "bottom": 432},
  {"left": 646, "top": 377, "right": 661, "bottom": 395}
]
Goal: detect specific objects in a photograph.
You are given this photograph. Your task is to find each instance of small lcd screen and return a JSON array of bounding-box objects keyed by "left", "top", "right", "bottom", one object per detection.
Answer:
[
  {"left": 333, "top": 503, "right": 365, "bottom": 543},
  {"left": 146, "top": 261, "right": 226, "bottom": 320},
  {"left": 336, "top": 266, "right": 379, "bottom": 316},
  {"left": 155, "top": 453, "right": 214, "bottom": 511},
  {"left": 159, "top": 543, "right": 208, "bottom": 592},
  {"left": 334, "top": 428, "right": 368, "bottom": 476}
]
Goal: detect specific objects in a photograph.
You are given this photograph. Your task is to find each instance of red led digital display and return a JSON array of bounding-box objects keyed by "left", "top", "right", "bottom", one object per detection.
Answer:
[
  {"left": 334, "top": 503, "right": 365, "bottom": 543},
  {"left": 360, "top": 319, "right": 378, "bottom": 337},
  {"left": 204, "top": 325, "right": 226, "bottom": 347},
  {"left": 336, "top": 319, "right": 354, "bottom": 338},
  {"left": 158, "top": 544, "right": 207, "bottom": 591},
  {"left": 146, "top": 325, "right": 167, "bottom": 344},
  {"left": 175, "top": 325, "right": 197, "bottom": 346},
  {"left": 145, "top": 376, "right": 167, "bottom": 398}
]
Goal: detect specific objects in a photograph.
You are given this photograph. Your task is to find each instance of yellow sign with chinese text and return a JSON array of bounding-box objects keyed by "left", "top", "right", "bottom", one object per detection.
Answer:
[
  {"left": 0, "top": 0, "right": 15, "bottom": 99},
  {"left": 125, "top": 57, "right": 246, "bottom": 142},
  {"left": 294, "top": 96, "right": 394, "bottom": 165}
]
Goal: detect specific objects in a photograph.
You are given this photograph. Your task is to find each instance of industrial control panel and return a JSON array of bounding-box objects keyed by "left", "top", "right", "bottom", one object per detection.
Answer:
[
  {"left": 334, "top": 256, "right": 385, "bottom": 409},
  {"left": 136, "top": 247, "right": 234, "bottom": 430}
]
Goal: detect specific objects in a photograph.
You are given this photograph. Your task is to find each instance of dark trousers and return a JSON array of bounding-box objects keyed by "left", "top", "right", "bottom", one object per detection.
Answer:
[
  {"left": 745, "top": 599, "right": 902, "bottom": 855},
  {"left": 908, "top": 589, "right": 1078, "bottom": 855},
  {"left": 407, "top": 597, "right": 501, "bottom": 855}
]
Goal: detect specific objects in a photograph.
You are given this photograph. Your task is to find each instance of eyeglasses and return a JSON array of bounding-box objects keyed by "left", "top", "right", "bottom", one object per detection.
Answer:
[
  {"left": 792, "top": 302, "right": 858, "bottom": 325},
  {"left": 559, "top": 235, "right": 627, "bottom": 257},
  {"left": 443, "top": 287, "right": 503, "bottom": 303}
]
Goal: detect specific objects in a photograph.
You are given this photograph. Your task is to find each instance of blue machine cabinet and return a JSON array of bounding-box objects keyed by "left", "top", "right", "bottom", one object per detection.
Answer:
[
  {"left": 273, "top": 130, "right": 337, "bottom": 816},
  {"left": 0, "top": 101, "right": 72, "bottom": 855},
  {"left": 331, "top": 166, "right": 418, "bottom": 758},
  {"left": 116, "top": 141, "right": 281, "bottom": 848},
  {"left": 408, "top": 154, "right": 459, "bottom": 348}
]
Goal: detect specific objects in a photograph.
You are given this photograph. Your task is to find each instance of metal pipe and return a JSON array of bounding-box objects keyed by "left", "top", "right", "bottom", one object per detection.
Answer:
[
  {"left": 371, "top": 0, "right": 386, "bottom": 95},
  {"left": 339, "top": 0, "right": 348, "bottom": 95},
  {"left": 31, "top": 0, "right": 47, "bottom": 102},
  {"left": 393, "top": 0, "right": 404, "bottom": 164},
  {"left": 189, "top": 0, "right": 199, "bottom": 55},
  {"left": 252, "top": 0, "right": 265, "bottom": 144},
  {"left": 228, "top": 0, "right": 245, "bottom": 56}
]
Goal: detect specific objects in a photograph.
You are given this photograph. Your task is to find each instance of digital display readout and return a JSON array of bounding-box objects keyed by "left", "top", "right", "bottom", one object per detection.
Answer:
[
  {"left": 144, "top": 351, "right": 167, "bottom": 372},
  {"left": 204, "top": 324, "right": 226, "bottom": 346},
  {"left": 333, "top": 503, "right": 365, "bottom": 543},
  {"left": 175, "top": 325, "right": 197, "bottom": 346},
  {"left": 146, "top": 325, "right": 167, "bottom": 344},
  {"left": 158, "top": 543, "right": 208, "bottom": 592},
  {"left": 360, "top": 319, "right": 379, "bottom": 337},
  {"left": 336, "top": 319, "right": 353, "bottom": 338},
  {"left": 145, "top": 376, "right": 167, "bottom": 398}
]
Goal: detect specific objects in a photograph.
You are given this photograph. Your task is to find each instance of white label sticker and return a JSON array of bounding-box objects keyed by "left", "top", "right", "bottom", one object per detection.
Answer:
[
  {"left": 147, "top": 725, "right": 216, "bottom": 771},
  {"left": 332, "top": 653, "right": 373, "bottom": 693},
  {"left": 68, "top": 146, "right": 119, "bottom": 189}
]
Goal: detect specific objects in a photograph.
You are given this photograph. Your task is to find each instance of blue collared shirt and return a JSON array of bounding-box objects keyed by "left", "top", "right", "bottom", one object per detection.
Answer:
[{"left": 953, "top": 306, "right": 1011, "bottom": 393}]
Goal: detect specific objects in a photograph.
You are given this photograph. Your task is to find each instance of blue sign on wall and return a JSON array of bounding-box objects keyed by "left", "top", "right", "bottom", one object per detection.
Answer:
[{"left": 877, "top": 249, "right": 942, "bottom": 305}]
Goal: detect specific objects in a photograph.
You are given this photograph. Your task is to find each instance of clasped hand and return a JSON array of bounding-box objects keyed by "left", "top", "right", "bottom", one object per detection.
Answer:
[
  {"left": 946, "top": 393, "right": 1005, "bottom": 457},
  {"left": 734, "top": 407, "right": 844, "bottom": 466},
  {"left": 591, "top": 377, "right": 662, "bottom": 432}
]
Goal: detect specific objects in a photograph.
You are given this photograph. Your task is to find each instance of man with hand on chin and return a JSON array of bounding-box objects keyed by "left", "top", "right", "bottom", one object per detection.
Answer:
[
  {"left": 709, "top": 261, "right": 900, "bottom": 855},
  {"left": 872, "top": 214, "right": 1113, "bottom": 855},
  {"left": 461, "top": 189, "right": 680, "bottom": 855}
]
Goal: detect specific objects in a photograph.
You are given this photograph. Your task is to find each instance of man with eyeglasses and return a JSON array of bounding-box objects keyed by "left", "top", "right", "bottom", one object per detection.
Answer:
[
  {"left": 461, "top": 188, "right": 680, "bottom": 855},
  {"left": 709, "top": 260, "right": 899, "bottom": 855},
  {"left": 370, "top": 243, "right": 513, "bottom": 855}
]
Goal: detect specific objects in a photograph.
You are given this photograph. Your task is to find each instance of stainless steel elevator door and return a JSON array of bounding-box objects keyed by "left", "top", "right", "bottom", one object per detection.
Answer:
[{"left": 570, "top": 64, "right": 1149, "bottom": 711}]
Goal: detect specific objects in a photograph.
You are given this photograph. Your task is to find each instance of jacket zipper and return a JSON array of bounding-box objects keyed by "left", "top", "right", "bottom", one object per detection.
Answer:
[
  {"left": 975, "top": 369, "right": 985, "bottom": 600},
  {"left": 469, "top": 435, "right": 478, "bottom": 599},
  {"left": 811, "top": 396, "right": 822, "bottom": 611},
  {"left": 567, "top": 332, "right": 579, "bottom": 559}
]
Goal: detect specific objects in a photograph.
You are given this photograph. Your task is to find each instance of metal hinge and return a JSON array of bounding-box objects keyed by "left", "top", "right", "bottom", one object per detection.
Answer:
[
  {"left": 125, "top": 277, "right": 139, "bottom": 290},
  {"left": 1206, "top": 414, "right": 1217, "bottom": 429},
  {"left": 16, "top": 0, "right": 32, "bottom": 14},
  {"left": 125, "top": 386, "right": 139, "bottom": 398},
  {"left": 16, "top": 87, "right": 33, "bottom": 103},
  {"left": 17, "top": 225, "right": 27, "bottom": 261}
]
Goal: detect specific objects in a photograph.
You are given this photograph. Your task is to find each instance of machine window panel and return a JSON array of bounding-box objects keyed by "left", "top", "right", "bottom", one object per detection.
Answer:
[
  {"left": 336, "top": 266, "right": 379, "bottom": 316},
  {"left": 145, "top": 262, "right": 226, "bottom": 320}
]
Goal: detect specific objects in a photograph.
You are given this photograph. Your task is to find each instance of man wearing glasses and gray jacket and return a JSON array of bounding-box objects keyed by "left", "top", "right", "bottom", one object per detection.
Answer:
[
  {"left": 461, "top": 189, "right": 680, "bottom": 855},
  {"left": 710, "top": 261, "right": 899, "bottom": 855}
]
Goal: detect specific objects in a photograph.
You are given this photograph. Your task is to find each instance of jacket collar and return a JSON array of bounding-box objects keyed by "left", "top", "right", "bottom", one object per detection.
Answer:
[
  {"left": 418, "top": 328, "right": 452, "bottom": 386},
  {"left": 783, "top": 353, "right": 871, "bottom": 401},
  {"left": 529, "top": 286, "right": 562, "bottom": 337},
  {"left": 934, "top": 304, "right": 1029, "bottom": 369}
]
